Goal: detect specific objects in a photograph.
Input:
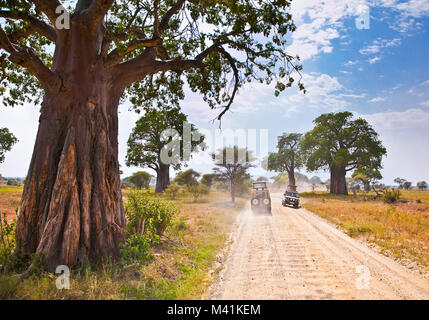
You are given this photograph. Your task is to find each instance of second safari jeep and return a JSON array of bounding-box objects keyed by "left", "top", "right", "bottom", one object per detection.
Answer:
[{"left": 250, "top": 182, "right": 271, "bottom": 213}]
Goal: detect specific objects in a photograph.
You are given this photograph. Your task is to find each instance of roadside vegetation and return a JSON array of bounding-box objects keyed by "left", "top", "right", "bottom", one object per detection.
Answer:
[
  {"left": 0, "top": 185, "right": 245, "bottom": 300},
  {"left": 301, "top": 190, "right": 429, "bottom": 271}
]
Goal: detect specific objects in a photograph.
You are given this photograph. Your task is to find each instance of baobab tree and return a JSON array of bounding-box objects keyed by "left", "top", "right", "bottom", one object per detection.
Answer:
[
  {"left": 266, "top": 133, "right": 303, "bottom": 191},
  {"left": 0, "top": 0, "right": 303, "bottom": 270},
  {"left": 302, "top": 112, "right": 386, "bottom": 195}
]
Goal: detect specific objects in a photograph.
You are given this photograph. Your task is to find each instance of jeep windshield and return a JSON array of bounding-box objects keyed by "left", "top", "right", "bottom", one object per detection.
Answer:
[
  {"left": 253, "top": 182, "right": 267, "bottom": 190},
  {"left": 285, "top": 192, "right": 299, "bottom": 198}
]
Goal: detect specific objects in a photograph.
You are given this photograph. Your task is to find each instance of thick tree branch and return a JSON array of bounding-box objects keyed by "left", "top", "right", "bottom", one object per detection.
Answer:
[
  {"left": 0, "top": 10, "right": 57, "bottom": 42},
  {"left": 0, "top": 26, "right": 60, "bottom": 93},
  {"left": 85, "top": 0, "right": 114, "bottom": 31},
  {"left": 153, "top": 0, "right": 161, "bottom": 37},
  {"left": 105, "top": 38, "right": 162, "bottom": 67},
  {"left": 30, "top": 0, "right": 63, "bottom": 26}
]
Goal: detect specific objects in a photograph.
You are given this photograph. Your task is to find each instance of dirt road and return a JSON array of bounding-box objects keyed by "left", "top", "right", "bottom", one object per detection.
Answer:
[{"left": 209, "top": 194, "right": 429, "bottom": 300}]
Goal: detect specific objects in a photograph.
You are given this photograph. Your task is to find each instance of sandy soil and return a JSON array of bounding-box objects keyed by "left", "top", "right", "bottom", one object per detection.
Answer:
[{"left": 209, "top": 194, "right": 429, "bottom": 300}]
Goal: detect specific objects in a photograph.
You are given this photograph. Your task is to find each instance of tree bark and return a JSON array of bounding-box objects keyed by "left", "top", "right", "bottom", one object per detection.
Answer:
[
  {"left": 230, "top": 182, "right": 236, "bottom": 203},
  {"left": 330, "top": 165, "right": 348, "bottom": 195},
  {"left": 287, "top": 170, "right": 297, "bottom": 191},
  {"left": 364, "top": 181, "right": 371, "bottom": 192},
  {"left": 16, "top": 22, "right": 126, "bottom": 271},
  {"left": 155, "top": 163, "right": 170, "bottom": 193}
]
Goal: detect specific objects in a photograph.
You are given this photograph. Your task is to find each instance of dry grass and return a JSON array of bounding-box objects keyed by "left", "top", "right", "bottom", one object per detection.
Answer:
[
  {"left": 0, "top": 186, "right": 22, "bottom": 222},
  {"left": 0, "top": 187, "right": 245, "bottom": 300},
  {"left": 302, "top": 190, "right": 429, "bottom": 269}
]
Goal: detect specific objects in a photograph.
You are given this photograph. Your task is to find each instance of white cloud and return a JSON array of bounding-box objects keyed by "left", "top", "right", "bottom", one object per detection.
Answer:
[
  {"left": 388, "top": 0, "right": 429, "bottom": 18},
  {"left": 376, "top": 0, "right": 429, "bottom": 32},
  {"left": 360, "top": 38, "right": 401, "bottom": 55},
  {"left": 362, "top": 108, "right": 429, "bottom": 130},
  {"left": 288, "top": 1, "right": 370, "bottom": 61},
  {"left": 421, "top": 80, "right": 429, "bottom": 86},
  {"left": 369, "top": 97, "right": 385, "bottom": 102},
  {"left": 344, "top": 60, "right": 359, "bottom": 66},
  {"left": 288, "top": 0, "right": 429, "bottom": 61},
  {"left": 369, "top": 56, "right": 382, "bottom": 64},
  {"left": 420, "top": 100, "right": 429, "bottom": 107},
  {"left": 279, "top": 73, "right": 363, "bottom": 114}
]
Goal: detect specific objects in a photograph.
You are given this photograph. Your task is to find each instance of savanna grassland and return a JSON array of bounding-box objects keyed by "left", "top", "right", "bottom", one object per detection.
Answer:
[
  {"left": 0, "top": 186, "right": 22, "bottom": 222},
  {"left": 0, "top": 185, "right": 244, "bottom": 300},
  {"left": 301, "top": 190, "right": 429, "bottom": 272}
]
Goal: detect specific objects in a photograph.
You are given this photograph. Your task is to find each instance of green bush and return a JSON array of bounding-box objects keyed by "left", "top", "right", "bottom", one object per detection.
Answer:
[
  {"left": 186, "top": 184, "right": 209, "bottom": 202},
  {"left": 382, "top": 189, "right": 401, "bottom": 204},
  {"left": 6, "top": 180, "right": 20, "bottom": 186},
  {"left": 164, "top": 183, "right": 181, "bottom": 199},
  {"left": 125, "top": 191, "right": 178, "bottom": 243},
  {"left": 120, "top": 234, "right": 153, "bottom": 266},
  {"left": 0, "top": 213, "right": 22, "bottom": 273}
]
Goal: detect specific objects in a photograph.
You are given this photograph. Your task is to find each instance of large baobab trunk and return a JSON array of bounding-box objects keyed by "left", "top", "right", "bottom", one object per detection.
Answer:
[
  {"left": 287, "top": 170, "right": 297, "bottom": 192},
  {"left": 16, "top": 23, "right": 126, "bottom": 271},
  {"left": 155, "top": 164, "right": 170, "bottom": 193},
  {"left": 330, "top": 165, "right": 348, "bottom": 195}
]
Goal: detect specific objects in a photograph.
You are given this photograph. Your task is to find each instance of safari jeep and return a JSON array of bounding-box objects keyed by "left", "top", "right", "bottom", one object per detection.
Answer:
[
  {"left": 282, "top": 190, "right": 300, "bottom": 208},
  {"left": 251, "top": 182, "right": 272, "bottom": 213}
]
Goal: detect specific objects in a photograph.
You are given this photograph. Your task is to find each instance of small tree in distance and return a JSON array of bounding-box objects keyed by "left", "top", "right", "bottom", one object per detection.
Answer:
[
  {"left": 266, "top": 133, "right": 303, "bottom": 190},
  {"left": 394, "top": 177, "right": 407, "bottom": 189},
  {"left": 403, "top": 181, "right": 412, "bottom": 190},
  {"left": 352, "top": 168, "right": 382, "bottom": 192},
  {"left": 174, "top": 169, "right": 201, "bottom": 187},
  {"left": 417, "top": 181, "right": 428, "bottom": 190},
  {"left": 129, "top": 172, "right": 153, "bottom": 190},
  {"left": 126, "top": 107, "right": 204, "bottom": 193},
  {"left": 201, "top": 174, "right": 217, "bottom": 188},
  {"left": 212, "top": 146, "right": 256, "bottom": 203}
]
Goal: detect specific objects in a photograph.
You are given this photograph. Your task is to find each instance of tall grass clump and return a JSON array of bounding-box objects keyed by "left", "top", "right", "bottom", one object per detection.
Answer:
[
  {"left": 125, "top": 191, "right": 177, "bottom": 242},
  {"left": 382, "top": 189, "right": 401, "bottom": 204},
  {"left": 121, "top": 191, "right": 178, "bottom": 266}
]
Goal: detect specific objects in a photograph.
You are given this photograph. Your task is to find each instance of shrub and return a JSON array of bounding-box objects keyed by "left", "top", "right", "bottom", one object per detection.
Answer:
[
  {"left": 186, "top": 184, "right": 209, "bottom": 202},
  {"left": 382, "top": 189, "right": 401, "bottom": 204},
  {"left": 6, "top": 180, "right": 20, "bottom": 186},
  {"left": 125, "top": 191, "right": 178, "bottom": 243},
  {"left": 120, "top": 234, "right": 152, "bottom": 265},
  {"left": 164, "top": 183, "right": 181, "bottom": 199},
  {"left": 0, "top": 213, "right": 22, "bottom": 273}
]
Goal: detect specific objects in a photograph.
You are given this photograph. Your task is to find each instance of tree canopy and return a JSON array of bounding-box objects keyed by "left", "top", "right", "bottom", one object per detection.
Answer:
[
  {"left": 417, "top": 181, "right": 428, "bottom": 190},
  {"left": 212, "top": 146, "right": 255, "bottom": 202},
  {"left": 174, "top": 168, "right": 200, "bottom": 186},
  {"left": 126, "top": 106, "right": 204, "bottom": 171},
  {"left": 129, "top": 171, "right": 152, "bottom": 189},
  {"left": 200, "top": 173, "right": 217, "bottom": 188},
  {"left": 126, "top": 106, "right": 204, "bottom": 192},
  {"left": 301, "top": 112, "right": 386, "bottom": 194},
  {"left": 352, "top": 168, "right": 382, "bottom": 192},
  {"left": 0, "top": 127, "right": 18, "bottom": 163},
  {"left": 0, "top": 0, "right": 304, "bottom": 115},
  {"left": 266, "top": 132, "right": 303, "bottom": 188}
]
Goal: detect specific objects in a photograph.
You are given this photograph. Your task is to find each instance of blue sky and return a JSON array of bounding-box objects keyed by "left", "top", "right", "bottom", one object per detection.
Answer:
[{"left": 1, "top": 0, "right": 429, "bottom": 186}]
